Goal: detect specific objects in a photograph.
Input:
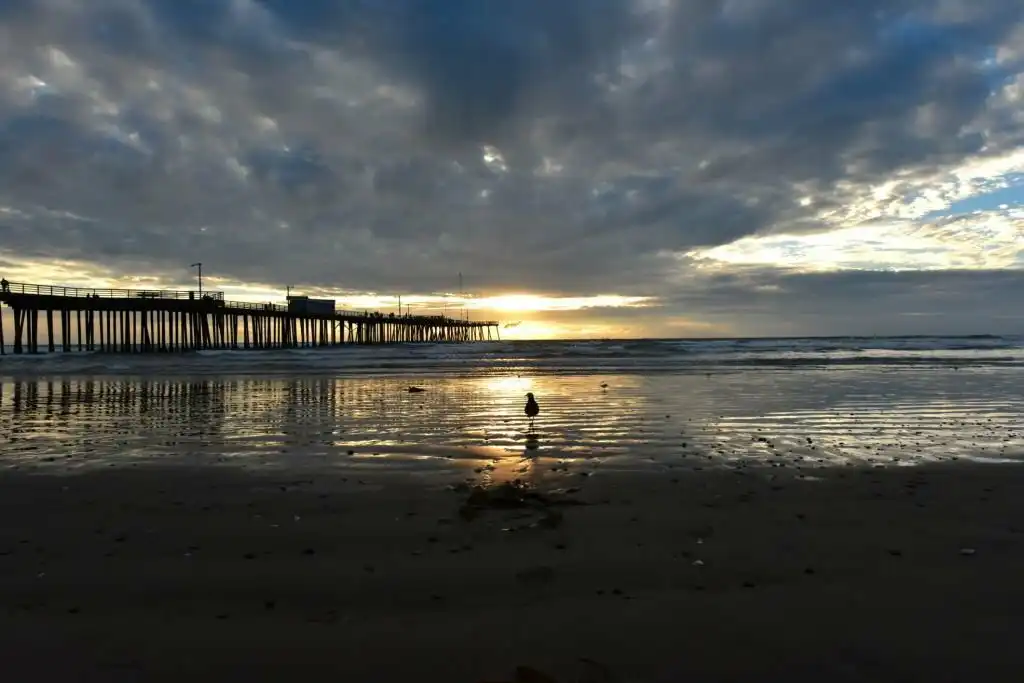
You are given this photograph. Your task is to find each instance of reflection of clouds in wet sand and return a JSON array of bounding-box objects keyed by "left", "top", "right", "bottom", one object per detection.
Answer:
[{"left": 0, "top": 368, "right": 1022, "bottom": 477}]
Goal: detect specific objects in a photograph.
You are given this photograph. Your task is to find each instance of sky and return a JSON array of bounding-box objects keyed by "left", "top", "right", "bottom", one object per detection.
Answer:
[{"left": 1, "top": 0, "right": 1023, "bottom": 339}]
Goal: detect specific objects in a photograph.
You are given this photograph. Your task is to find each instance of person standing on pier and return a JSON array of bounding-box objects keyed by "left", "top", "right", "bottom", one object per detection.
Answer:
[{"left": 1, "top": 277, "right": 8, "bottom": 292}]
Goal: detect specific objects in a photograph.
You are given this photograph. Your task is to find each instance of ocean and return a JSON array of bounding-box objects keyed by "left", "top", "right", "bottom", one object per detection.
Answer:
[
  {"left": 2, "top": 336, "right": 1022, "bottom": 473},
  {"left": 1, "top": 334, "right": 1023, "bottom": 376}
]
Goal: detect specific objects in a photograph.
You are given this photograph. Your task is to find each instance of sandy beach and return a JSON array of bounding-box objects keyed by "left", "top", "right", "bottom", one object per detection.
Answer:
[
  {"left": 1, "top": 366, "right": 1023, "bottom": 681},
  {"left": 1, "top": 460, "right": 1023, "bottom": 682}
]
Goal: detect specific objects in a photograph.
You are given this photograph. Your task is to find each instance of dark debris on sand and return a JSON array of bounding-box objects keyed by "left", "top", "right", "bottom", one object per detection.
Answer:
[
  {"left": 455, "top": 479, "right": 589, "bottom": 525},
  {"left": 479, "top": 660, "right": 618, "bottom": 683}
]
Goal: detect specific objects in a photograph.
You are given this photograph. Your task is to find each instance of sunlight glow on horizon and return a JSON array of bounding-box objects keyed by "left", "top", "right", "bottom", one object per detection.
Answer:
[
  {"left": 466, "top": 293, "right": 651, "bottom": 312},
  {"left": 0, "top": 254, "right": 651, "bottom": 312},
  {"left": 0, "top": 254, "right": 658, "bottom": 339}
]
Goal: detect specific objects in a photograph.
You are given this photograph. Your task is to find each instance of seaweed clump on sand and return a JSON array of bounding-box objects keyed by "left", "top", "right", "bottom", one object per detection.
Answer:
[{"left": 455, "top": 479, "right": 589, "bottom": 528}]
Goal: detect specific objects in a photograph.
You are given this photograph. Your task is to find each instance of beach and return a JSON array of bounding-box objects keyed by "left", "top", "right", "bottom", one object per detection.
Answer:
[
  {"left": 2, "top": 340, "right": 1024, "bottom": 681},
  {"left": 3, "top": 459, "right": 1024, "bottom": 681}
]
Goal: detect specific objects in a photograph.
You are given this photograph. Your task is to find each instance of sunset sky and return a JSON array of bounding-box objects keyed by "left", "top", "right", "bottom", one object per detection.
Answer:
[{"left": 1, "top": 1, "right": 1023, "bottom": 339}]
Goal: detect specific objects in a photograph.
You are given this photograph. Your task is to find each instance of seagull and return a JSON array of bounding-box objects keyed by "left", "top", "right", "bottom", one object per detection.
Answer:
[{"left": 524, "top": 392, "right": 539, "bottom": 431}]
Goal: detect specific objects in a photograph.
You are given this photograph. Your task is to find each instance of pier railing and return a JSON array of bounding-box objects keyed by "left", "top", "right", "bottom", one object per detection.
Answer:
[
  {"left": 0, "top": 280, "right": 498, "bottom": 324},
  {"left": 224, "top": 300, "right": 289, "bottom": 313},
  {"left": 0, "top": 278, "right": 502, "bottom": 353},
  {"left": 0, "top": 281, "right": 224, "bottom": 301}
]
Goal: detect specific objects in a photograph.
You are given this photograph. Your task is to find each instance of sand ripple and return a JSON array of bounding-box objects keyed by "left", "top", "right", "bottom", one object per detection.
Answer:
[{"left": 1, "top": 367, "right": 1022, "bottom": 474}]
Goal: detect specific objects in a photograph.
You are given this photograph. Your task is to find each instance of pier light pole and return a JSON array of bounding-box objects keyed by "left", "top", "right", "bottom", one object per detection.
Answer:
[
  {"left": 458, "top": 272, "right": 465, "bottom": 322},
  {"left": 190, "top": 262, "right": 203, "bottom": 296}
]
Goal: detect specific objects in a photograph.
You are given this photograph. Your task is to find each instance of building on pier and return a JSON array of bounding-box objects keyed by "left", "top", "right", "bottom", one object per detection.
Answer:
[{"left": 0, "top": 281, "right": 500, "bottom": 354}]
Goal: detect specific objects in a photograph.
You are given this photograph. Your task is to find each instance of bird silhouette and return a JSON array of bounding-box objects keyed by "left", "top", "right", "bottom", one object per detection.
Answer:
[{"left": 524, "top": 392, "right": 539, "bottom": 432}]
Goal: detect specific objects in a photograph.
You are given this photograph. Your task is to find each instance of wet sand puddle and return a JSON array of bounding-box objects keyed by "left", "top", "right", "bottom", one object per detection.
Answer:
[{"left": 1, "top": 367, "right": 1022, "bottom": 475}]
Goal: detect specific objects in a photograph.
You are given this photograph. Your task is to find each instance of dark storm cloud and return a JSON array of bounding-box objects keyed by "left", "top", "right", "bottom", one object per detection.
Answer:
[
  {"left": 0, "top": 0, "right": 1021, "bottom": 312},
  {"left": 657, "top": 267, "right": 1024, "bottom": 335}
]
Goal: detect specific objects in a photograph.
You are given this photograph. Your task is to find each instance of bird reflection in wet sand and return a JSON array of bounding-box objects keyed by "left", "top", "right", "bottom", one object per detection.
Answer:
[
  {"left": 524, "top": 432, "right": 540, "bottom": 452},
  {"left": 524, "top": 392, "right": 539, "bottom": 433}
]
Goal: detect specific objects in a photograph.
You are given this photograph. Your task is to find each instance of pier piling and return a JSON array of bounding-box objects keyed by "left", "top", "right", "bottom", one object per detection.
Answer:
[{"left": 0, "top": 281, "right": 500, "bottom": 354}]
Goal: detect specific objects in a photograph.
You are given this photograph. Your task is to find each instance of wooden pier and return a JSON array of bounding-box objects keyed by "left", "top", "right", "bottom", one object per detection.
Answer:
[{"left": 0, "top": 281, "right": 500, "bottom": 354}]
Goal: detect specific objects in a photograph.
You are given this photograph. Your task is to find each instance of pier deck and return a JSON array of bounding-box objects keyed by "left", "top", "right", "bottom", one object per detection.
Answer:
[{"left": 0, "top": 281, "right": 499, "bottom": 354}]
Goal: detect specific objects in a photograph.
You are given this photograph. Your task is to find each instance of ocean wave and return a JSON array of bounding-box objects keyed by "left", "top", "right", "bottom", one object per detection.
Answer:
[{"left": 1, "top": 336, "right": 1023, "bottom": 377}]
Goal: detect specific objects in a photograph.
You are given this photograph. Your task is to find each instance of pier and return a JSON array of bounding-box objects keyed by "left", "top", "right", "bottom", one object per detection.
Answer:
[{"left": 0, "top": 281, "right": 499, "bottom": 354}]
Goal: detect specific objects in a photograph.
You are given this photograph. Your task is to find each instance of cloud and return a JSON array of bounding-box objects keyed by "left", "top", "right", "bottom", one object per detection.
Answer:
[
  {"left": 688, "top": 206, "right": 1024, "bottom": 272},
  {"left": 0, "top": 0, "right": 1023, "bottom": 336},
  {"left": 658, "top": 266, "right": 1024, "bottom": 336}
]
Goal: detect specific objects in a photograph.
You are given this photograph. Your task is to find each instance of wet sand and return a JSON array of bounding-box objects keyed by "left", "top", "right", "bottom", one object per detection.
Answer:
[
  {"left": 2, "top": 369, "right": 1023, "bottom": 472},
  {"left": 1, "top": 370, "right": 1023, "bottom": 680},
  {"left": 2, "top": 459, "right": 1023, "bottom": 682}
]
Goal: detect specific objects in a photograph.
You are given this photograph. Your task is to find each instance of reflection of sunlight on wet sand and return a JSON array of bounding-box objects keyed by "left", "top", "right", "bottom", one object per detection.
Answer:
[
  {"left": 480, "top": 375, "right": 534, "bottom": 394},
  {"left": 1, "top": 368, "right": 1023, "bottom": 477},
  {"left": 447, "top": 440, "right": 583, "bottom": 490},
  {"left": 468, "top": 373, "right": 647, "bottom": 455}
]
